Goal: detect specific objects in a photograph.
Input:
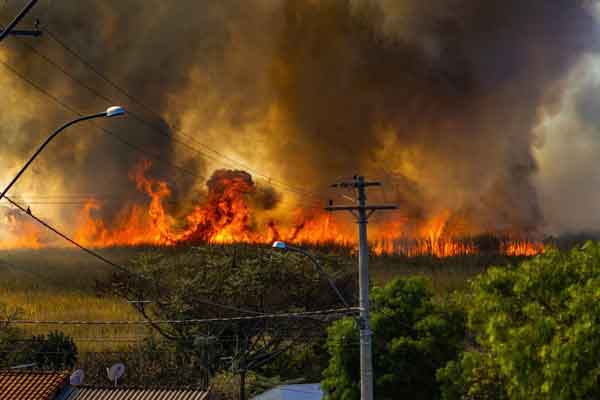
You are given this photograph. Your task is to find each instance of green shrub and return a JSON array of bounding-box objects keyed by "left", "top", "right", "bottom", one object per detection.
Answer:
[
  {"left": 322, "top": 277, "right": 465, "bottom": 400},
  {"left": 439, "top": 243, "right": 600, "bottom": 399}
]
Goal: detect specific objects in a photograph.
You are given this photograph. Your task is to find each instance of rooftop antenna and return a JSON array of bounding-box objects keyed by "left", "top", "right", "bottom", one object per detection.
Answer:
[
  {"left": 106, "top": 363, "right": 125, "bottom": 387},
  {"left": 69, "top": 369, "right": 85, "bottom": 386}
]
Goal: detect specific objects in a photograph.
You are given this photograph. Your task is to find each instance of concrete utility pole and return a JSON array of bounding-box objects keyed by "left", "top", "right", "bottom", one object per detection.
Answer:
[
  {"left": 326, "top": 176, "right": 397, "bottom": 400},
  {"left": 0, "top": 0, "right": 42, "bottom": 43}
]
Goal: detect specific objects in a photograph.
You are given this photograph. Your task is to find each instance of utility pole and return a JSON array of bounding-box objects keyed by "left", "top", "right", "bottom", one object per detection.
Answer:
[
  {"left": 0, "top": 0, "right": 42, "bottom": 43},
  {"left": 326, "top": 175, "right": 397, "bottom": 400}
]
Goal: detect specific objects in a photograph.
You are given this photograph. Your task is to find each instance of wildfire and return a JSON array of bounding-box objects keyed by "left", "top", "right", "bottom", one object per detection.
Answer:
[
  {"left": 0, "top": 210, "right": 44, "bottom": 250},
  {"left": 0, "top": 161, "right": 545, "bottom": 257},
  {"left": 502, "top": 240, "right": 545, "bottom": 257}
]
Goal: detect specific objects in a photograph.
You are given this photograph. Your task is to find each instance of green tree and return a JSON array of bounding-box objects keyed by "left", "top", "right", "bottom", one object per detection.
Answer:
[
  {"left": 0, "top": 303, "right": 28, "bottom": 368},
  {"left": 439, "top": 243, "right": 600, "bottom": 399},
  {"left": 0, "top": 304, "right": 77, "bottom": 370},
  {"left": 322, "top": 277, "right": 465, "bottom": 400},
  {"left": 437, "top": 351, "right": 508, "bottom": 400},
  {"left": 31, "top": 331, "right": 78, "bottom": 370}
]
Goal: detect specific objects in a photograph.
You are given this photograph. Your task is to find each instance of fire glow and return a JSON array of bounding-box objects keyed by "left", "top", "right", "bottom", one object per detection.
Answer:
[{"left": 0, "top": 161, "right": 544, "bottom": 257}]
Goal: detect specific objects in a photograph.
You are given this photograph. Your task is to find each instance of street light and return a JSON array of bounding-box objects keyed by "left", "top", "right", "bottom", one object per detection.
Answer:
[
  {"left": 271, "top": 241, "right": 350, "bottom": 308},
  {"left": 0, "top": 106, "right": 125, "bottom": 201}
]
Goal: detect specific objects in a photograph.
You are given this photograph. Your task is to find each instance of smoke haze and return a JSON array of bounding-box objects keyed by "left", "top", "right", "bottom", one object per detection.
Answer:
[{"left": 0, "top": 0, "right": 599, "bottom": 236}]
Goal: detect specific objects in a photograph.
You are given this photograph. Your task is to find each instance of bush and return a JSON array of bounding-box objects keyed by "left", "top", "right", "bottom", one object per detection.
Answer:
[
  {"left": 439, "top": 243, "right": 600, "bottom": 399},
  {"left": 0, "top": 324, "right": 77, "bottom": 370},
  {"left": 28, "top": 331, "right": 78, "bottom": 370},
  {"left": 322, "top": 277, "right": 465, "bottom": 400}
]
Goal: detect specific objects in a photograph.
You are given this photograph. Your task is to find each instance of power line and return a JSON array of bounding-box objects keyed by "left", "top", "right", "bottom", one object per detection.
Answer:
[
  {"left": 0, "top": 195, "right": 356, "bottom": 324},
  {"left": 2, "top": 195, "right": 131, "bottom": 274},
  {"left": 42, "top": 28, "right": 327, "bottom": 203},
  {"left": 11, "top": 331, "right": 335, "bottom": 344},
  {"left": 9, "top": 36, "right": 327, "bottom": 211},
  {"left": 0, "top": 341, "right": 363, "bottom": 355},
  {"left": 1, "top": 307, "right": 359, "bottom": 325},
  {"left": 0, "top": 54, "right": 208, "bottom": 184},
  {"left": 0, "top": 195, "right": 338, "bottom": 324}
]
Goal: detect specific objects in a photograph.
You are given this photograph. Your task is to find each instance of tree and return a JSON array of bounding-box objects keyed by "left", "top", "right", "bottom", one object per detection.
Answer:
[
  {"left": 438, "top": 242, "right": 600, "bottom": 399},
  {"left": 107, "top": 245, "right": 354, "bottom": 398},
  {"left": 437, "top": 351, "right": 508, "bottom": 400},
  {"left": 322, "top": 277, "right": 465, "bottom": 400},
  {"left": 0, "top": 303, "right": 27, "bottom": 368},
  {"left": 0, "top": 304, "right": 77, "bottom": 370},
  {"left": 31, "top": 331, "right": 78, "bottom": 370}
]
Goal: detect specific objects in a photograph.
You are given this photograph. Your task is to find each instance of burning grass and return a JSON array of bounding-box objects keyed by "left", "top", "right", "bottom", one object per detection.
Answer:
[{"left": 0, "top": 161, "right": 545, "bottom": 258}]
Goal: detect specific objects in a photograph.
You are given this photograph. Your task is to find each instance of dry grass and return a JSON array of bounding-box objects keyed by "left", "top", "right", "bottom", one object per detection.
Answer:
[
  {"left": 0, "top": 248, "right": 147, "bottom": 351},
  {"left": 0, "top": 288, "right": 144, "bottom": 351},
  {"left": 0, "top": 246, "right": 525, "bottom": 352}
]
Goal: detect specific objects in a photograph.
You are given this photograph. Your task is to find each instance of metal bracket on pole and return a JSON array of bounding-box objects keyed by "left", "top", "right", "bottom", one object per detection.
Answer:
[
  {"left": 0, "top": 28, "right": 42, "bottom": 36},
  {"left": 0, "top": 0, "right": 41, "bottom": 43}
]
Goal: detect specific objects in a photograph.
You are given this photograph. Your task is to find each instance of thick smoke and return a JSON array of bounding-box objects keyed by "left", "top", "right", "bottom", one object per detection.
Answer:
[
  {"left": 266, "top": 0, "right": 598, "bottom": 233},
  {"left": 206, "top": 169, "right": 280, "bottom": 211},
  {"left": 0, "top": 0, "right": 597, "bottom": 236}
]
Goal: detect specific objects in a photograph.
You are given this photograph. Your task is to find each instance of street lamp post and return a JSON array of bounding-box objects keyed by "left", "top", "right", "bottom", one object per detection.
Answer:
[
  {"left": 0, "top": 106, "right": 125, "bottom": 201},
  {"left": 272, "top": 241, "right": 350, "bottom": 308}
]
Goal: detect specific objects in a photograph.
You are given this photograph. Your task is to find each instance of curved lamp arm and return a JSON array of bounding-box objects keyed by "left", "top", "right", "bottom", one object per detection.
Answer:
[
  {"left": 272, "top": 241, "right": 351, "bottom": 308},
  {"left": 0, "top": 107, "right": 124, "bottom": 201}
]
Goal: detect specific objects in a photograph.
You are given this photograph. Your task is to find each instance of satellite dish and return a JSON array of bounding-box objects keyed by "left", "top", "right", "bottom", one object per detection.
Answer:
[
  {"left": 107, "top": 363, "right": 125, "bottom": 386},
  {"left": 69, "top": 369, "right": 85, "bottom": 386}
]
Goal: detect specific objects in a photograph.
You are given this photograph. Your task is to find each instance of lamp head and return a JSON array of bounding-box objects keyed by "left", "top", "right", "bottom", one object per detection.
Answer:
[
  {"left": 272, "top": 241, "right": 288, "bottom": 250},
  {"left": 105, "top": 106, "right": 125, "bottom": 117}
]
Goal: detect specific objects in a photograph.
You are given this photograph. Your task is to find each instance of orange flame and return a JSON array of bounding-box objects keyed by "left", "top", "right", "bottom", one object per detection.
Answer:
[
  {"left": 0, "top": 210, "right": 43, "bottom": 250},
  {"left": 0, "top": 161, "right": 546, "bottom": 257},
  {"left": 502, "top": 240, "right": 545, "bottom": 256}
]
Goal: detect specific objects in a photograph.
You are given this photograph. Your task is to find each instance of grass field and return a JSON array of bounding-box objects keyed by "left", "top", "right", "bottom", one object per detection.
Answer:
[
  {"left": 0, "top": 245, "right": 527, "bottom": 352},
  {"left": 0, "top": 248, "right": 145, "bottom": 351}
]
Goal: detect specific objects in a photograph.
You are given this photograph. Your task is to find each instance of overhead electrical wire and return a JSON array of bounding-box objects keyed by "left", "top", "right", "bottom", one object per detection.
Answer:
[
  {"left": 2, "top": 195, "right": 131, "bottom": 274},
  {"left": 0, "top": 22, "right": 370, "bottom": 345},
  {"left": 0, "top": 55, "right": 208, "bottom": 184},
  {"left": 0, "top": 195, "right": 342, "bottom": 323},
  {"left": 1, "top": 307, "right": 359, "bottom": 325},
  {"left": 41, "top": 28, "right": 329, "bottom": 203}
]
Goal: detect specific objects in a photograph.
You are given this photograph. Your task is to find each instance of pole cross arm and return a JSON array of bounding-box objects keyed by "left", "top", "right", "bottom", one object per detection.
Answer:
[
  {"left": 331, "top": 181, "right": 381, "bottom": 188},
  {"left": 324, "top": 205, "right": 361, "bottom": 212},
  {"left": 0, "top": 28, "right": 42, "bottom": 36},
  {"left": 327, "top": 175, "right": 398, "bottom": 400},
  {"left": 0, "top": 0, "right": 39, "bottom": 43},
  {"left": 365, "top": 205, "right": 398, "bottom": 211},
  {"left": 324, "top": 204, "right": 398, "bottom": 212}
]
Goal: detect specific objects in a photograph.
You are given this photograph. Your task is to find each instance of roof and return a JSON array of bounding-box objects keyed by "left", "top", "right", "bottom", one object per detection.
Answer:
[
  {"left": 252, "top": 384, "right": 323, "bottom": 400},
  {"left": 60, "top": 387, "right": 211, "bottom": 400},
  {"left": 0, "top": 370, "right": 69, "bottom": 400}
]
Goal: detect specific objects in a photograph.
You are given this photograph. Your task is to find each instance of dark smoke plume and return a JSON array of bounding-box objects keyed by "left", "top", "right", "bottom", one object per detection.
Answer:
[{"left": 0, "top": 0, "right": 597, "bottom": 235}]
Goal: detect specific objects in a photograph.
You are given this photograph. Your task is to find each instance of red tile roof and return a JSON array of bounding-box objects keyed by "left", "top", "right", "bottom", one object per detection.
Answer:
[
  {"left": 63, "top": 387, "right": 211, "bottom": 400},
  {"left": 0, "top": 371, "right": 69, "bottom": 400}
]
